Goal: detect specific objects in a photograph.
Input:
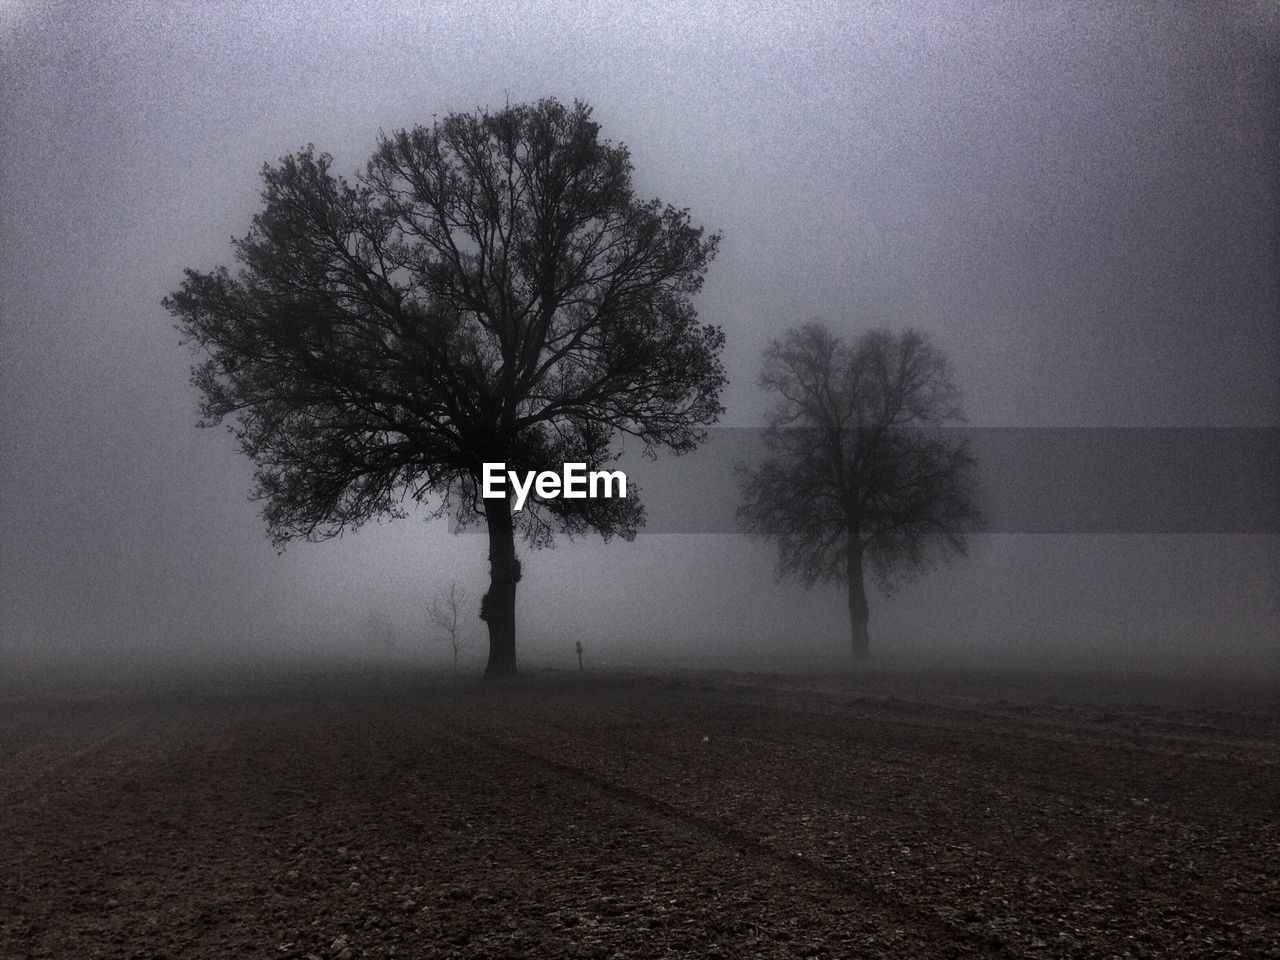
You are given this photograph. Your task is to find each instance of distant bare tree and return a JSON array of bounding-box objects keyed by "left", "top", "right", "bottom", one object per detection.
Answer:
[
  {"left": 738, "top": 322, "right": 984, "bottom": 659},
  {"left": 427, "top": 581, "right": 470, "bottom": 672},
  {"left": 362, "top": 610, "right": 398, "bottom": 657}
]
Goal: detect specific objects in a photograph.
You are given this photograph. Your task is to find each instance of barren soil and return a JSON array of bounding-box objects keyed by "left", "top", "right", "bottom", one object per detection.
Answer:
[{"left": 1, "top": 667, "right": 1277, "bottom": 958}]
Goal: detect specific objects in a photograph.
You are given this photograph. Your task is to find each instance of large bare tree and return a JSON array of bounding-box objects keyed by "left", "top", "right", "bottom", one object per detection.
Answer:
[
  {"left": 164, "top": 98, "right": 726, "bottom": 676},
  {"left": 738, "top": 322, "right": 983, "bottom": 658}
]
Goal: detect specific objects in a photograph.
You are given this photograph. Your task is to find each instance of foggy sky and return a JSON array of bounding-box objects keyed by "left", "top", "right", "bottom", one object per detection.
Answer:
[{"left": 2, "top": 1, "right": 1277, "bottom": 680}]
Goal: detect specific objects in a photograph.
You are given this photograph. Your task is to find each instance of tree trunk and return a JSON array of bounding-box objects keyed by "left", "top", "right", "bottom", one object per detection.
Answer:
[
  {"left": 847, "top": 538, "right": 870, "bottom": 660},
  {"left": 481, "top": 496, "right": 519, "bottom": 678}
]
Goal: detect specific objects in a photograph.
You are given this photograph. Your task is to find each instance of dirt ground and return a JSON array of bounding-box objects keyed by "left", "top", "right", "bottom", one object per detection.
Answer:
[{"left": 1, "top": 666, "right": 1276, "bottom": 959}]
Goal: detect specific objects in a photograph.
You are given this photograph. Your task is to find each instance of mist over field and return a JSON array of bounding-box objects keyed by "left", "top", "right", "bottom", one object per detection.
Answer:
[
  {"left": 2, "top": 1, "right": 1277, "bottom": 683},
  {"left": 4, "top": 7, "right": 1280, "bottom": 958}
]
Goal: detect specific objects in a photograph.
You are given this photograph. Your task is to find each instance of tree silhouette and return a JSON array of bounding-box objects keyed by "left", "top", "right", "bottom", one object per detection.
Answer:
[
  {"left": 427, "top": 580, "right": 470, "bottom": 673},
  {"left": 164, "top": 98, "right": 725, "bottom": 676},
  {"left": 738, "top": 322, "right": 983, "bottom": 659}
]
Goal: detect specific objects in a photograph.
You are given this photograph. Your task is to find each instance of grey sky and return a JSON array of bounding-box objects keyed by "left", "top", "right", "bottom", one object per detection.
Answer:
[{"left": 2, "top": 1, "right": 1276, "bottom": 677}]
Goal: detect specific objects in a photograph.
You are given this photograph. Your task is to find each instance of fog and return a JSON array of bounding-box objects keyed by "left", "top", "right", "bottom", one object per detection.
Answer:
[{"left": 2, "top": 1, "right": 1277, "bottom": 683}]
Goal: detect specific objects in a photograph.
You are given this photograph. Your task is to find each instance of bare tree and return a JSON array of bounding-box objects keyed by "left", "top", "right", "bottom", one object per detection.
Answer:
[
  {"left": 164, "top": 98, "right": 726, "bottom": 677},
  {"left": 362, "top": 610, "right": 398, "bottom": 658},
  {"left": 427, "top": 581, "right": 470, "bottom": 673},
  {"left": 738, "top": 322, "right": 984, "bottom": 659}
]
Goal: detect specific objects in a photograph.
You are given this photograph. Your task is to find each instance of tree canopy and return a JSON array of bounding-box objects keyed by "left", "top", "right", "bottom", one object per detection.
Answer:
[
  {"left": 738, "top": 322, "right": 983, "bottom": 657},
  {"left": 165, "top": 97, "right": 726, "bottom": 675}
]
